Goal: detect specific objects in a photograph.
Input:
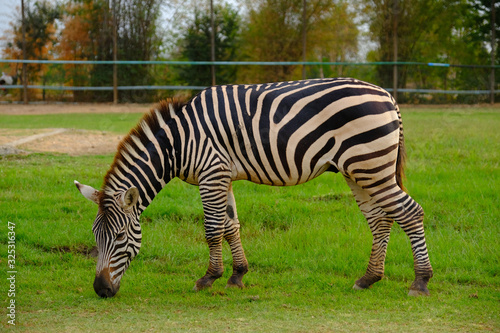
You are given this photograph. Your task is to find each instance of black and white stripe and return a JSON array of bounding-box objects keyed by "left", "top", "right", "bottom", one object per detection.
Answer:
[{"left": 77, "top": 77, "right": 433, "bottom": 297}]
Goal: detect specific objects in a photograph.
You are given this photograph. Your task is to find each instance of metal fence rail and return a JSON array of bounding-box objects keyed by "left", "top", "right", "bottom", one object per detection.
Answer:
[
  {"left": 1, "top": 59, "right": 498, "bottom": 102},
  {"left": 2, "top": 59, "right": 498, "bottom": 68},
  {"left": 1, "top": 86, "right": 498, "bottom": 95},
  {"left": 0, "top": 85, "right": 207, "bottom": 91}
]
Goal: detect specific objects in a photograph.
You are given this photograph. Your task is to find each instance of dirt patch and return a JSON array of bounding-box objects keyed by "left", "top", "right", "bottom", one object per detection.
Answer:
[
  {"left": 0, "top": 103, "right": 147, "bottom": 156},
  {"left": 28, "top": 242, "right": 98, "bottom": 258},
  {"left": 16, "top": 129, "right": 123, "bottom": 156},
  {"left": 54, "top": 244, "right": 98, "bottom": 258},
  {"left": 0, "top": 128, "right": 57, "bottom": 145},
  {"left": 0, "top": 129, "right": 123, "bottom": 156}
]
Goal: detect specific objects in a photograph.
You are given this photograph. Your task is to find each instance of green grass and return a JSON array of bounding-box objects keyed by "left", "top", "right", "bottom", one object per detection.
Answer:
[
  {"left": 1, "top": 107, "right": 499, "bottom": 332},
  {"left": 0, "top": 113, "right": 144, "bottom": 133}
]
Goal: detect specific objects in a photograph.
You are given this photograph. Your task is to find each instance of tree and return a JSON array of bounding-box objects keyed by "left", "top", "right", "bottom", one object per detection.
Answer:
[
  {"left": 363, "top": 0, "right": 491, "bottom": 102},
  {"left": 2, "top": 0, "right": 61, "bottom": 99},
  {"left": 470, "top": 0, "right": 500, "bottom": 62},
  {"left": 57, "top": 1, "right": 94, "bottom": 101},
  {"left": 460, "top": 0, "right": 500, "bottom": 102},
  {"left": 239, "top": 0, "right": 359, "bottom": 83},
  {"left": 59, "top": 0, "right": 164, "bottom": 102},
  {"left": 439, "top": 1, "right": 492, "bottom": 102},
  {"left": 174, "top": 3, "right": 241, "bottom": 87},
  {"left": 365, "top": 0, "right": 499, "bottom": 103},
  {"left": 305, "top": 1, "right": 359, "bottom": 79},
  {"left": 114, "top": 0, "right": 164, "bottom": 101}
]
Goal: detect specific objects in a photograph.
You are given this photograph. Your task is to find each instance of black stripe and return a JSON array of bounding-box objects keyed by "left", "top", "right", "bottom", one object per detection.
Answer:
[{"left": 333, "top": 119, "right": 400, "bottom": 166}]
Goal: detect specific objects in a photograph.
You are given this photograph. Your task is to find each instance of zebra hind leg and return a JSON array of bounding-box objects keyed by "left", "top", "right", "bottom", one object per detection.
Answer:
[
  {"left": 362, "top": 179, "right": 433, "bottom": 296},
  {"left": 392, "top": 193, "right": 433, "bottom": 296},
  {"left": 224, "top": 184, "right": 249, "bottom": 288},
  {"left": 346, "top": 178, "right": 394, "bottom": 290}
]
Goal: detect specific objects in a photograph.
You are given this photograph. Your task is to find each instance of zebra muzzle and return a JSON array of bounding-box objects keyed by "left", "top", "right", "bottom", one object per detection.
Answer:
[{"left": 93, "top": 268, "right": 119, "bottom": 298}]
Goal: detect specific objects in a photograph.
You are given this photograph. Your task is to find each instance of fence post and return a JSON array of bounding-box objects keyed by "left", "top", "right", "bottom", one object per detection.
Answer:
[
  {"left": 210, "top": 0, "right": 216, "bottom": 86},
  {"left": 112, "top": 0, "right": 118, "bottom": 104},
  {"left": 21, "top": 0, "right": 28, "bottom": 104},
  {"left": 302, "top": 0, "right": 307, "bottom": 79},
  {"left": 392, "top": 0, "right": 398, "bottom": 102},
  {"left": 491, "top": 0, "right": 496, "bottom": 104}
]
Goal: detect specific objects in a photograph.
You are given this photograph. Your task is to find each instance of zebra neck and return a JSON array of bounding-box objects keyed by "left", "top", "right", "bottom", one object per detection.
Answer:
[
  {"left": 138, "top": 135, "right": 176, "bottom": 214},
  {"left": 110, "top": 127, "right": 177, "bottom": 215}
]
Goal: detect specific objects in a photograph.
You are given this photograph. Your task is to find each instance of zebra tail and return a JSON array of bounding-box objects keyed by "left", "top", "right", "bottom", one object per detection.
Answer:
[{"left": 395, "top": 102, "right": 407, "bottom": 192}]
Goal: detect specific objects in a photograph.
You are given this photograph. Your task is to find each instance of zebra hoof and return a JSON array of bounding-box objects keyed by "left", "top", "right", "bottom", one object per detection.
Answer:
[
  {"left": 353, "top": 275, "right": 380, "bottom": 290},
  {"left": 193, "top": 283, "right": 211, "bottom": 292},
  {"left": 408, "top": 289, "right": 430, "bottom": 296},
  {"left": 408, "top": 276, "right": 431, "bottom": 296},
  {"left": 226, "top": 275, "right": 245, "bottom": 289},
  {"left": 193, "top": 274, "right": 220, "bottom": 291},
  {"left": 226, "top": 283, "right": 244, "bottom": 289},
  {"left": 226, "top": 281, "right": 245, "bottom": 289},
  {"left": 353, "top": 283, "right": 365, "bottom": 290}
]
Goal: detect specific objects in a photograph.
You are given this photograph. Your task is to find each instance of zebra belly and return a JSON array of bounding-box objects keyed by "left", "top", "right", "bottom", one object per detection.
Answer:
[{"left": 230, "top": 161, "right": 333, "bottom": 186}]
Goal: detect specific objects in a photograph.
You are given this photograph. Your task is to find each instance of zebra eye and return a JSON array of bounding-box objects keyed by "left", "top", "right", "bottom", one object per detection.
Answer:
[{"left": 116, "top": 231, "right": 126, "bottom": 241}]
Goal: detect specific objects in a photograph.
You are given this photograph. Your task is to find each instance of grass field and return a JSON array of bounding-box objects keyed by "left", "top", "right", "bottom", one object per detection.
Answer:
[{"left": 1, "top": 105, "right": 499, "bottom": 332}]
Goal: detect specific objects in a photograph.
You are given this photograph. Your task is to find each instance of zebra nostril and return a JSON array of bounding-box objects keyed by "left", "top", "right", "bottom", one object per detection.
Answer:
[
  {"left": 98, "top": 288, "right": 113, "bottom": 298},
  {"left": 98, "top": 289, "right": 108, "bottom": 298}
]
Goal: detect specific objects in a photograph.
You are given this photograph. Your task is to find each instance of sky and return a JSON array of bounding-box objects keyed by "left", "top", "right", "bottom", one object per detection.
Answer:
[{"left": 0, "top": 0, "right": 19, "bottom": 51}]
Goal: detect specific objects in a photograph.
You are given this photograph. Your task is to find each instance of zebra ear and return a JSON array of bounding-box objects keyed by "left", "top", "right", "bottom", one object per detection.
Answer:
[
  {"left": 74, "top": 180, "right": 100, "bottom": 205},
  {"left": 120, "top": 187, "right": 139, "bottom": 210}
]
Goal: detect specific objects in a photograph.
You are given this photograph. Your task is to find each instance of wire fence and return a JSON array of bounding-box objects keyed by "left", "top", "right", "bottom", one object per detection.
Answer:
[{"left": 1, "top": 59, "right": 498, "bottom": 104}]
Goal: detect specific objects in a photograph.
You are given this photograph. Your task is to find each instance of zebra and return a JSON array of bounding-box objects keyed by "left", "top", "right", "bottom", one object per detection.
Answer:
[{"left": 75, "top": 77, "right": 433, "bottom": 298}]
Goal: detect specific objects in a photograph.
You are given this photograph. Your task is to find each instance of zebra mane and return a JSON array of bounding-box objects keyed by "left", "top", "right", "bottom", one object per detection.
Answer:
[{"left": 100, "top": 98, "right": 185, "bottom": 210}]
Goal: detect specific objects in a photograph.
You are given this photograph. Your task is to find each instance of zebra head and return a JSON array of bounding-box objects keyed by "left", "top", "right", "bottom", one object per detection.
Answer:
[{"left": 74, "top": 180, "right": 142, "bottom": 298}]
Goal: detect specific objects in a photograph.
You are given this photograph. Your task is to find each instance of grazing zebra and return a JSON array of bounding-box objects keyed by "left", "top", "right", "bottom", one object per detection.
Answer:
[{"left": 75, "top": 78, "right": 433, "bottom": 298}]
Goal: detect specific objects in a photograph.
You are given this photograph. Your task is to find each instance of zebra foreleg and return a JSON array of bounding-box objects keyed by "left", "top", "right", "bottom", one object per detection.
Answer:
[
  {"left": 346, "top": 178, "right": 393, "bottom": 290},
  {"left": 224, "top": 184, "right": 249, "bottom": 288},
  {"left": 194, "top": 233, "right": 224, "bottom": 291},
  {"left": 194, "top": 174, "right": 231, "bottom": 291}
]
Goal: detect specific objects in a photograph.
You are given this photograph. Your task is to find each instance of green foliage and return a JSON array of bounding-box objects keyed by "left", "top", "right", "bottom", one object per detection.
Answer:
[
  {"left": 470, "top": 0, "right": 500, "bottom": 63},
  {"left": 2, "top": 0, "right": 61, "bottom": 99},
  {"left": 0, "top": 108, "right": 499, "bottom": 331},
  {"left": 363, "top": 0, "right": 496, "bottom": 103},
  {"left": 16, "top": 1, "right": 61, "bottom": 59},
  {"left": 450, "top": 0, "right": 497, "bottom": 103},
  {"left": 239, "top": 0, "right": 359, "bottom": 83},
  {"left": 115, "top": 0, "right": 163, "bottom": 102},
  {"left": 240, "top": 0, "right": 306, "bottom": 81},
  {"left": 61, "top": 0, "right": 164, "bottom": 102},
  {"left": 175, "top": 3, "right": 241, "bottom": 86}
]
